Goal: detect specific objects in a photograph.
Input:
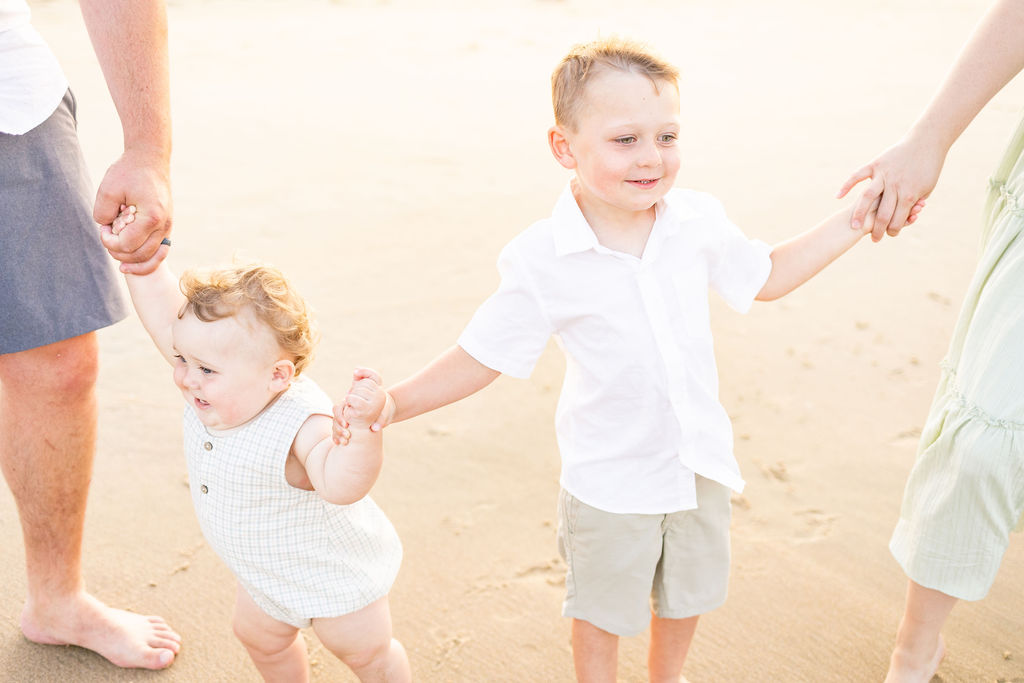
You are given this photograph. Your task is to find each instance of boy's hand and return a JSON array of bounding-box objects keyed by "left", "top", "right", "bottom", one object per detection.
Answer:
[
  {"left": 855, "top": 197, "right": 926, "bottom": 241},
  {"left": 332, "top": 368, "right": 389, "bottom": 444}
]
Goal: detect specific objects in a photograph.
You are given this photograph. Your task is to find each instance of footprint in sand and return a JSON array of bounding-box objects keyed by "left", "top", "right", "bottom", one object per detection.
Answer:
[
  {"left": 513, "top": 558, "right": 566, "bottom": 587},
  {"left": 428, "top": 628, "right": 471, "bottom": 672},
  {"left": 791, "top": 508, "right": 837, "bottom": 544}
]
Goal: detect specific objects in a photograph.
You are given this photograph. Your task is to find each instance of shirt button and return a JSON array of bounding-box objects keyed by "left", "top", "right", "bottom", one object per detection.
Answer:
[
  {"left": 200, "top": 484, "right": 209, "bottom": 494},
  {"left": 203, "top": 441, "right": 213, "bottom": 451}
]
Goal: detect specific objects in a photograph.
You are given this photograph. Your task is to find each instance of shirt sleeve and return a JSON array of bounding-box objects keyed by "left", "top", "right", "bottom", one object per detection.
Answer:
[
  {"left": 457, "top": 240, "right": 553, "bottom": 379},
  {"left": 704, "top": 197, "right": 773, "bottom": 314}
]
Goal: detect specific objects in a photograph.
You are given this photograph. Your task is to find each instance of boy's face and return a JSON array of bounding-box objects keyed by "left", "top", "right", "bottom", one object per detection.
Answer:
[
  {"left": 551, "top": 69, "right": 680, "bottom": 225},
  {"left": 171, "top": 310, "right": 292, "bottom": 431}
]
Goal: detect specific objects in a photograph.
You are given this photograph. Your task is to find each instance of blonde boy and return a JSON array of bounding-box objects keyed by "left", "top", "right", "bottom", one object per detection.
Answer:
[{"left": 338, "top": 37, "right": 911, "bottom": 681}]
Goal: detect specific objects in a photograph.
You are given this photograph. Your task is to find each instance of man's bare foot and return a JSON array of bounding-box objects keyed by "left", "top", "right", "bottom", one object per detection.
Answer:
[
  {"left": 20, "top": 591, "right": 180, "bottom": 669},
  {"left": 885, "top": 635, "right": 945, "bottom": 683}
]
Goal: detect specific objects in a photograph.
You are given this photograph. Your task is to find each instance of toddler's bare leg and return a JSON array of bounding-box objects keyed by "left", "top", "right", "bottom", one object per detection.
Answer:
[
  {"left": 885, "top": 580, "right": 955, "bottom": 683},
  {"left": 313, "top": 596, "right": 410, "bottom": 682},
  {"left": 572, "top": 618, "right": 618, "bottom": 683},
  {"left": 648, "top": 613, "right": 699, "bottom": 683},
  {"left": 232, "top": 584, "right": 308, "bottom": 683}
]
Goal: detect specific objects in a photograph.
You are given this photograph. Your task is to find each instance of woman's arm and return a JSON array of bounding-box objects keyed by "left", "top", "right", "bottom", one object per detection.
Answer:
[{"left": 838, "top": 0, "right": 1024, "bottom": 237}]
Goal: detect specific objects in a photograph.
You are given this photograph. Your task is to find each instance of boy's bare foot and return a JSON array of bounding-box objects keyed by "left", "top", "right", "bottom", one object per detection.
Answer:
[
  {"left": 884, "top": 635, "right": 945, "bottom": 683},
  {"left": 20, "top": 591, "right": 180, "bottom": 669}
]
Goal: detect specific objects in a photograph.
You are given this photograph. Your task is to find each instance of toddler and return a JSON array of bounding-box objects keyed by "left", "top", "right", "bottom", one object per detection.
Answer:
[{"left": 112, "top": 209, "right": 409, "bottom": 683}]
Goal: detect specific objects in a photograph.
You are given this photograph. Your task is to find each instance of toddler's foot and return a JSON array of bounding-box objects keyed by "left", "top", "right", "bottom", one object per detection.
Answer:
[
  {"left": 20, "top": 591, "right": 180, "bottom": 669},
  {"left": 884, "top": 635, "right": 945, "bottom": 683}
]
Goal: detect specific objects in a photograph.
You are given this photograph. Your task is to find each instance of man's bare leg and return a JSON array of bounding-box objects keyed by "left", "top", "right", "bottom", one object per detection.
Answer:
[
  {"left": 884, "top": 580, "right": 955, "bottom": 683},
  {"left": 0, "top": 333, "right": 180, "bottom": 669},
  {"left": 648, "top": 614, "right": 698, "bottom": 683}
]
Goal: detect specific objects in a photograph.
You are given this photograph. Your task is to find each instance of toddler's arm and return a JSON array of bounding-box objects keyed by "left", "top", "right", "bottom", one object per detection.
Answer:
[
  {"left": 755, "top": 200, "right": 922, "bottom": 301},
  {"left": 293, "top": 370, "right": 387, "bottom": 505},
  {"left": 332, "top": 345, "right": 500, "bottom": 443},
  {"left": 111, "top": 206, "right": 183, "bottom": 363}
]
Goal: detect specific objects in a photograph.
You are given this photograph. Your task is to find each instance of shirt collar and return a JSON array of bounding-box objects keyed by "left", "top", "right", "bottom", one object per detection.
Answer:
[{"left": 551, "top": 181, "right": 701, "bottom": 258}]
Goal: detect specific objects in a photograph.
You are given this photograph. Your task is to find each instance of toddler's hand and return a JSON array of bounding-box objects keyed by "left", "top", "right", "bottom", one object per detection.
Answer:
[
  {"left": 100, "top": 205, "right": 138, "bottom": 260},
  {"left": 337, "top": 367, "right": 387, "bottom": 432}
]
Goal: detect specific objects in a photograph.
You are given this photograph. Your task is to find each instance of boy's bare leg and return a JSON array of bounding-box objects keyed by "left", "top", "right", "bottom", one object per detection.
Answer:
[
  {"left": 572, "top": 618, "right": 618, "bottom": 683},
  {"left": 233, "top": 584, "right": 310, "bottom": 682},
  {"left": 648, "top": 614, "right": 699, "bottom": 683},
  {"left": 884, "top": 580, "right": 955, "bottom": 683},
  {"left": 313, "top": 596, "right": 410, "bottom": 682},
  {"left": 0, "top": 333, "right": 180, "bottom": 669}
]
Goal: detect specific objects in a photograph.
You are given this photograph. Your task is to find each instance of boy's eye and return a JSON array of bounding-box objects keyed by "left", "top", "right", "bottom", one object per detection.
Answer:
[
  {"left": 659, "top": 133, "right": 677, "bottom": 144},
  {"left": 200, "top": 367, "right": 213, "bottom": 375},
  {"left": 173, "top": 354, "right": 185, "bottom": 364},
  {"left": 614, "top": 136, "right": 637, "bottom": 145}
]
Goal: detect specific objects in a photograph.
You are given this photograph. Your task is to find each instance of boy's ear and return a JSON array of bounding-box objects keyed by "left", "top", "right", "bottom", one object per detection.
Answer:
[
  {"left": 548, "top": 125, "right": 577, "bottom": 170},
  {"left": 270, "top": 359, "right": 296, "bottom": 389}
]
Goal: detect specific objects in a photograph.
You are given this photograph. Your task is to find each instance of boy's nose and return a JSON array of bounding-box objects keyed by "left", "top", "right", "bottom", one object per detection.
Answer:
[{"left": 637, "top": 141, "right": 662, "bottom": 167}]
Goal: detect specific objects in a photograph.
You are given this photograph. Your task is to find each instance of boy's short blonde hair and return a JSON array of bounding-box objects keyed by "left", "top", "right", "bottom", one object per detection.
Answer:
[
  {"left": 179, "top": 263, "right": 318, "bottom": 376},
  {"left": 552, "top": 36, "right": 680, "bottom": 131}
]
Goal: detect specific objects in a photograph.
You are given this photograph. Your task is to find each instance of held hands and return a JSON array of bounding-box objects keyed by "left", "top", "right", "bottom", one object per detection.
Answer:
[
  {"left": 837, "top": 133, "right": 946, "bottom": 241},
  {"left": 96, "top": 149, "right": 172, "bottom": 275},
  {"left": 331, "top": 368, "right": 393, "bottom": 445}
]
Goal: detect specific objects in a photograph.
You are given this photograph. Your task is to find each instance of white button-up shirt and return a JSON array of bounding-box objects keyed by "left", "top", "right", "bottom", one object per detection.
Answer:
[
  {"left": 458, "top": 184, "right": 772, "bottom": 514},
  {"left": 0, "top": 0, "right": 68, "bottom": 135}
]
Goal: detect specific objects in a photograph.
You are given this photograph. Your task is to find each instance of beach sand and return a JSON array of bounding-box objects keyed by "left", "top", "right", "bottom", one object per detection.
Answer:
[{"left": 2, "top": 0, "right": 1023, "bottom": 680}]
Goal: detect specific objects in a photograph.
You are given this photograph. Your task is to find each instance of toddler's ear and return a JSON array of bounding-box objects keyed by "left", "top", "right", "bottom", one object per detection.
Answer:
[
  {"left": 270, "top": 359, "right": 296, "bottom": 389},
  {"left": 548, "top": 126, "right": 577, "bottom": 170}
]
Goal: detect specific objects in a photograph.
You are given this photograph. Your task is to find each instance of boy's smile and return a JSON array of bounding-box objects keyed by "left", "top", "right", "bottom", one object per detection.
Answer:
[{"left": 550, "top": 68, "right": 681, "bottom": 233}]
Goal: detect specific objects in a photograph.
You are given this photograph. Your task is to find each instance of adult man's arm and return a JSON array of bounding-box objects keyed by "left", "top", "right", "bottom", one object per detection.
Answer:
[{"left": 80, "top": 0, "right": 173, "bottom": 275}]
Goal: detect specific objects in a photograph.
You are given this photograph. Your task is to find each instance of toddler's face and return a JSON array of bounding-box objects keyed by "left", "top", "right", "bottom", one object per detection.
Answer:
[
  {"left": 171, "top": 311, "right": 289, "bottom": 431},
  {"left": 561, "top": 69, "right": 680, "bottom": 222}
]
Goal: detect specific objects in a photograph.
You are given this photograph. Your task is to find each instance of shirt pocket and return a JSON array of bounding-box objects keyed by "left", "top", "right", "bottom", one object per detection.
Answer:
[{"left": 672, "top": 270, "right": 710, "bottom": 339}]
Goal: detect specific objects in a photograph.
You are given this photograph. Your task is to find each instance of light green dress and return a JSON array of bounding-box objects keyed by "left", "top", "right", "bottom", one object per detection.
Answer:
[{"left": 890, "top": 116, "right": 1024, "bottom": 601}]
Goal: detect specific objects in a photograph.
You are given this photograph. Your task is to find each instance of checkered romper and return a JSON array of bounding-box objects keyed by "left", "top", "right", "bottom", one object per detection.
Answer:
[{"left": 183, "top": 375, "right": 402, "bottom": 627}]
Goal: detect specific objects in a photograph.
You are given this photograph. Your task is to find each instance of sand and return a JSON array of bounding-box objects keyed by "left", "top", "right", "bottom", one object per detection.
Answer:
[{"left": 2, "top": 0, "right": 1023, "bottom": 680}]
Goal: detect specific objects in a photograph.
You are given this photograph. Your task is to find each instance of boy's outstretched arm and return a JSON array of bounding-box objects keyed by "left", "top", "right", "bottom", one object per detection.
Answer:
[
  {"left": 295, "top": 370, "right": 387, "bottom": 505},
  {"left": 754, "top": 200, "right": 920, "bottom": 301},
  {"left": 332, "top": 346, "right": 500, "bottom": 443},
  {"left": 755, "top": 206, "right": 865, "bottom": 301}
]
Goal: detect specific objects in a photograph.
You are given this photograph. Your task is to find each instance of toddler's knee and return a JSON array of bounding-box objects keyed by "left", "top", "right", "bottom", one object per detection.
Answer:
[
  {"left": 232, "top": 620, "right": 294, "bottom": 659},
  {"left": 339, "top": 637, "right": 394, "bottom": 674}
]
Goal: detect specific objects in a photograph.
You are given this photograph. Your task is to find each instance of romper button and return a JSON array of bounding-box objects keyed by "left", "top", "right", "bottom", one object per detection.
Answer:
[
  {"left": 203, "top": 441, "right": 213, "bottom": 451},
  {"left": 200, "top": 485, "right": 209, "bottom": 494}
]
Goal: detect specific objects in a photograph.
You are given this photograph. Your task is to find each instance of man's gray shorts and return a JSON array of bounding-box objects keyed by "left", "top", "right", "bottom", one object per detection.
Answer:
[{"left": 0, "top": 89, "right": 127, "bottom": 354}]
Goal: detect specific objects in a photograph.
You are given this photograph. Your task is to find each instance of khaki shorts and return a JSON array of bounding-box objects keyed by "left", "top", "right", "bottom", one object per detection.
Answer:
[{"left": 556, "top": 475, "right": 731, "bottom": 636}]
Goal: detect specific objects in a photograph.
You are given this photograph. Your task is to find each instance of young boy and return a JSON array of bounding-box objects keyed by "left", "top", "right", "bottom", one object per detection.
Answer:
[{"left": 337, "top": 37, "right": 915, "bottom": 681}]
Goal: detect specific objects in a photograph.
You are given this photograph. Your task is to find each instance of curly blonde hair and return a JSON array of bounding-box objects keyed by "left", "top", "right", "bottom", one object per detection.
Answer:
[
  {"left": 178, "top": 263, "right": 318, "bottom": 376},
  {"left": 552, "top": 36, "right": 679, "bottom": 132}
]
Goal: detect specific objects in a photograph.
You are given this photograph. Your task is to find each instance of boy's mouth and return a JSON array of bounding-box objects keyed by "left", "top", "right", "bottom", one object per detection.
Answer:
[
  {"left": 628, "top": 178, "right": 659, "bottom": 187},
  {"left": 194, "top": 397, "right": 210, "bottom": 409}
]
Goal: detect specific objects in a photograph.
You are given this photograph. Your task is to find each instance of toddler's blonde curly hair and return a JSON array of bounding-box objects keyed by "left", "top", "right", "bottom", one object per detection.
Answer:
[{"left": 179, "top": 263, "right": 318, "bottom": 376}]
